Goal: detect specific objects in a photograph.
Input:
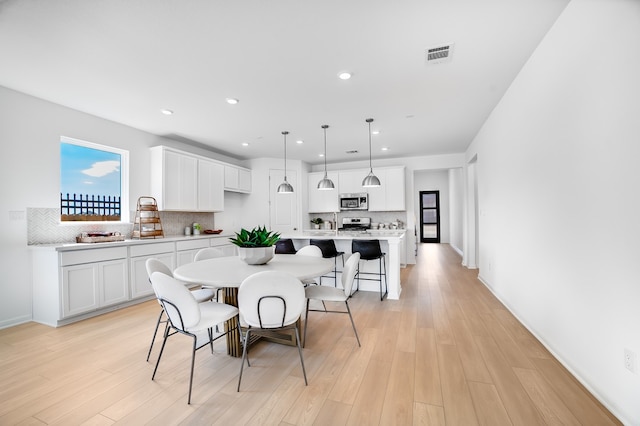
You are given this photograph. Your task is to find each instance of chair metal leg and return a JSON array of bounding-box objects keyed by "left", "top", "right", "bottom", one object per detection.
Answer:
[
  {"left": 208, "top": 328, "right": 214, "bottom": 354},
  {"left": 294, "top": 326, "right": 308, "bottom": 386},
  {"left": 146, "top": 308, "right": 165, "bottom": 362},
  {"left": 380, "top": 256, "right": 388, "bottom": 301},
  {"left": 345, "top": 301, "right": 361, "bottom": 347},
  {"left": 303, "top": 299, "right": 310, "bottom": 348},
  {"left": 187, "top": 335, "right": 197, "bottom": 404},
  {"left": 151, "top": 322, "right": 171, "bottom": 381},
  {"left": 237, "top": 329, "right": 252, "bottom": 391}
]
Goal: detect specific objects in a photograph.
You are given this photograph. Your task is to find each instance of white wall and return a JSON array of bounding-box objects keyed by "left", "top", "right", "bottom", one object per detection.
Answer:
[
  {"left": 465, "top": 0, "right": 640, "bottom": 423},
  {"left": 449, "top": 168, "right": 464, "bottom": 254}
]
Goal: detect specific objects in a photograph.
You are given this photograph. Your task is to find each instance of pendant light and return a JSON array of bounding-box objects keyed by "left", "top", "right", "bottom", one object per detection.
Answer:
[
  {"left": 317, "top": 124, "right": 335, "bottom": 190},
  {"left": 362, "top": 118, "right": 381, "bottom": 187},
  {"left": 277, "top": 131, "right": 294, "bottom": 193}
]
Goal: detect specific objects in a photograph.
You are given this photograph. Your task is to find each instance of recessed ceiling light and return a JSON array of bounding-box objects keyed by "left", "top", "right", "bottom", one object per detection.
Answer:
[
  {"left": 241, "top": 142, "right": 249, "bottom": 147},
  {"left": 372, "top": 130, "right": 380, "bottom": 135},
  {"left": 338, "top": 71, "right": 352, "bottom": 80},
  {"left": 381, "top": 147, "right": 389, "bottom": 151},
  {"left": 161, "top": 109, "right": 173, "bottom": 115},
  {"left": 296, "top": 139, "right": 304, "bottom": 144},
  {"left": 319, "top": 153, "right": 324, "bottom": 157},
  {"left": 226, "top": 98, "right": 239, "bottom": 105}
]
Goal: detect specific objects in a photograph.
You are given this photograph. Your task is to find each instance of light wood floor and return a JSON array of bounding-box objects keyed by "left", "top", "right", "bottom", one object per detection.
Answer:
[{"left": 0, "top": 244, "right": 620, "bottom": 425}]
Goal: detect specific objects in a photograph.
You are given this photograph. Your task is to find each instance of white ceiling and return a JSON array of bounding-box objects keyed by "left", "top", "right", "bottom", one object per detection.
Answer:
[{"left": 0, "top": 0, "right": 570, "bottom": 165}]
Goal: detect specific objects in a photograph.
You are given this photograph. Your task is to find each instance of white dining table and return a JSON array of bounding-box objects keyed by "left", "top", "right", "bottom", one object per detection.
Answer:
[
  {"left": 173, "top": 254, "right": 334, "bottom": 288},
  {"left": 173, "top": 254, "right": 334, "bottom": 356}
]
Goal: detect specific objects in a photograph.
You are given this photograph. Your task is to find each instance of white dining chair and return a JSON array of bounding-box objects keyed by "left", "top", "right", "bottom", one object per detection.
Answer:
[
  {"left": 193, "top": 247, "right": 226, "bottom": 301},
  {"left": 303, "top": 252, "right": 361, "bottom": 348},
  {"left": 150, "top": 271, "right": 240, "bottom": 404},
  {"left": 295, "top": 245, "right": 323, "bottom": 286},
  {"left": 236, "top": 270, "right": 308, "bottom": 391},
  {"left": 144, "top": 258, "right": 216, "bottom": 362}
]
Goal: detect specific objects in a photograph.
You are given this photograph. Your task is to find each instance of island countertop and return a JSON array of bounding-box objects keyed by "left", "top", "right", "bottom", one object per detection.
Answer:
[{"left": 280, "top": 230, "right": 406, "bottom": 300}]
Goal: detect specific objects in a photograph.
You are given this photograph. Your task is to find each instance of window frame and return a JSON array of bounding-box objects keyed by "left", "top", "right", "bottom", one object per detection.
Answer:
[{"left": 60, "top": 135, "right": 130, "bottom": 223}]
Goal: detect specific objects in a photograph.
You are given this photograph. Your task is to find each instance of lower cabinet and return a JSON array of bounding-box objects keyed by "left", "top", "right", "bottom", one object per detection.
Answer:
[
  {"left": 31, "top": 235, "right": 235, "bottom": 327},
  {"left": 176, "top": 239, "right": 211, "bottom": 267},
  {"left": 129, "top": 242, "right": 175, "bottom": 299},
  {"left": 59, "top": 247, "right": 129, "bottom": 319}
]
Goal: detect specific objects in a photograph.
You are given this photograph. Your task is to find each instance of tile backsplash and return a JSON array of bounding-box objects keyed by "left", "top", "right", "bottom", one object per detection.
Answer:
[{"left": 27, "top": 208, "right": 215, "bottom": 245}]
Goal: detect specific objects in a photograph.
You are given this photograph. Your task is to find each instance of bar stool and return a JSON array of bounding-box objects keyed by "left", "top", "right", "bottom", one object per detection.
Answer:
[
  {"left": 275, "top": 238, "right": 297, "bottom": 254},
  {"left": 310, "top": 239, "right": 345, "bottom": 287},
  {"left": 351, "top": 239, "right": 387, "bottom": 300}
]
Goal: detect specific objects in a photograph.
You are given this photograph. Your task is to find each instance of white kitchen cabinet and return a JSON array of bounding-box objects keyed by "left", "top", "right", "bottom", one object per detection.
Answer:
[
  {"left": 176, "top": 239, "right": 211, "bottom": 267},
  {"left": 367, "top": 166, "right": 406, "bottom": 211},
  {"left": 60, "top": 247, "right": 128, "bottom": 318},
  {"left": 129, "top": 242, "right": 175, "bottom": 299},
  {"left": 308, "top": 171, "right": 339, "bottom": 212},
  {"left": 338, "top": 169, "right": 367, "bottom": 194},
  {"left": 150, "top": 146, "right": 226, "bottom": 211},
  {"left": 224, "top": 165, "right": 252, "bottom": 193},
  {"left": 150, "top": 146, "right": 198, "bottom": 211},
  {"left": 198, "top": 159, "right": 225, "bottom": 211}
]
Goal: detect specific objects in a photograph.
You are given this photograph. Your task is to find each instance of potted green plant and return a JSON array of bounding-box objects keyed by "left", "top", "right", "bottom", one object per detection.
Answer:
[
  {"left": 310, "top": 217, "right": 324, "bottom": 229},
  {"left": 229, "top": 226, "right": 280, "bottom": 264}
]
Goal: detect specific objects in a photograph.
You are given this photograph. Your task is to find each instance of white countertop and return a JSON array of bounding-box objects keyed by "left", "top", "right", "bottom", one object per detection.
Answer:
[
  {"left": 29, "top": 233, "right": 235, "bottom": 251},
  {"left": 282, "top": 229, "right": 406, "bottom": 240}
]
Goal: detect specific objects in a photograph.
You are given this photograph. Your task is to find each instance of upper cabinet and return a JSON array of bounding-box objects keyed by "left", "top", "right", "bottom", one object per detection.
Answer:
[
  {"left": 198, "top": 158, "right": 225, "bottom": 211},
  {"left": 308, "top": 171, "right": 340, "bottom": 213},
  {"left": 338, "top": 169, "right": 366, "bottom": 194},
  {"left": 150, "top": 146, "right": 225, "bottom": 211},
  {"left": 224, "top": 165, "right": 252, "bottom": 193},
  {"left": 367, "top": 166, "right": 406, "bottom": 211}
]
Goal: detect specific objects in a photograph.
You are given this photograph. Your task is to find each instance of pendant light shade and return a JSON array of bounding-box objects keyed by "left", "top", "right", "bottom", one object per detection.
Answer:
[
  {"left": 362, "top": 118, "right": 381, "bottom": 187},
  {"left": 277, "top": 131, "right": 294, "bottom": 193},
  {"left": 317, "top": 124, "right": 335, "bottom": 190}
]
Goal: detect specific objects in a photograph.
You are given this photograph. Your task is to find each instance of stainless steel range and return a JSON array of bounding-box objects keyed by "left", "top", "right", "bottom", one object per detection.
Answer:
[{"left": 339, "top": 217, "right": 371, "bottom": 232}]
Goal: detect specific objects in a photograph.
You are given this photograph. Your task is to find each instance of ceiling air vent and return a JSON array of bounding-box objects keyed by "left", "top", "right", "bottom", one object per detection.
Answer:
[
  {"left": 345, "top": 150, "right": 359, "bottom": 154},
  {"left": 425, "top": 43, "right": 454, "bottom": 65}
]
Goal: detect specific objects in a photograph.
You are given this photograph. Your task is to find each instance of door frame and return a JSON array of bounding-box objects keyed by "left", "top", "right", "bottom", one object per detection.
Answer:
[{"left": 419, "top": 190, "right": 441, "bottom": 243}]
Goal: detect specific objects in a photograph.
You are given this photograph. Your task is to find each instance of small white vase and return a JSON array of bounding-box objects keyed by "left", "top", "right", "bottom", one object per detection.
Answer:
[{"left": 238, "top": 246, "right": 275, "bottom": 265}]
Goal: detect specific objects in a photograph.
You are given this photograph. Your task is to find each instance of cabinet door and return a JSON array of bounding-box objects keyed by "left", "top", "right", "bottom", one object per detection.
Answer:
[
  {"left": 367, "top": 169, "right": 387, "bottom": 211},
  {"left": 308, "top": 171, "right": 339, "bottom": 213},
  {"left": 238, "top": 168, "right": 252, "bottom": 192},
  {"left": 164, "top": 150, "right": 198, "bottom": 210},
  {"left": 338, "top": 169, "right": 367, "bottom": 194},
  {"left": 177, "top": 249, "right": 199, "bottom": 267},
  {"left": 385, "top": 167, "right": 406, "bottom": 211},
  {"left": 198, "top": 159, "right": 224, "bottom": 211},
  {"left": 130, "top": 252, "right": 174, "bottom": 299},
  {"left": 99, "top": 259, "right": 129, "bottom": 307},
  {"left": 62, "top": 264, "right": 99, "bottom": 317}
]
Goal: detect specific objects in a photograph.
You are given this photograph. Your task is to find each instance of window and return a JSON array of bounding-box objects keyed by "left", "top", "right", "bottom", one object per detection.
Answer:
[{"left": 60, "top": 136, "right": 129, "bottom": 222}]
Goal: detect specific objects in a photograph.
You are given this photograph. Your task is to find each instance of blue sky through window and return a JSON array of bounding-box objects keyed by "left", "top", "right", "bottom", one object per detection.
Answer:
[{"left": 60, "top": 142, "right": 121, "bottom": 198}]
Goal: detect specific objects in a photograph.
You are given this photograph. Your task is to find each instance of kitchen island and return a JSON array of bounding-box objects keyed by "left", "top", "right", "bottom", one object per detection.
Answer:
[{"left": 280, "top": 230, "right": 406, "bottom": 300}]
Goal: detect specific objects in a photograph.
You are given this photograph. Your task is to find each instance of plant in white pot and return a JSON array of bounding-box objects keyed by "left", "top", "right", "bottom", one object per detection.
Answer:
[
  {"left": 230, "top": 226, "right": 280, "bottom": 265},
  {"left": 310, "top": 217, "right": 323, "bottom": 229}
]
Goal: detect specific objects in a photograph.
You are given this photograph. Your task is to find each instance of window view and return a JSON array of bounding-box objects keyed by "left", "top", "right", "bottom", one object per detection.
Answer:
[{"left": 60, "top": 137, "right": 128, "bottom": 222}]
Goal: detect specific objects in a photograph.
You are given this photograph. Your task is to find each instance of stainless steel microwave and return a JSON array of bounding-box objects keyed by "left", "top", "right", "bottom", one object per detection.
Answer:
[{"left": 339, "top": 193, "right": 368, "bottom": 211}]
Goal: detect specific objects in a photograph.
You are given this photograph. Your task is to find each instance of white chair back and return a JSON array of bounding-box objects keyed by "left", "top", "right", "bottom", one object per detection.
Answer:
[
  {"left": 194, "top": 247, "right": 225, "bottom": 262},
  {"left": 295, "top": 245, "right": 323, "bottom": 257},
  {"left": 238, "top": 271, "right": 305, "bottom": 329},
  {"left": 150, "top": 271, "right": 200, "bottom": 330},
  {"left": 145, "top": 258, "right": 173, "bottom": 278},
  {"left": 341, "top": 252, "right": 360, "bottom": 297}
]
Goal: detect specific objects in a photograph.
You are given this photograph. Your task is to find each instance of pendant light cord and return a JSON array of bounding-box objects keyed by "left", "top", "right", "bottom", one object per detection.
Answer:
[
  {"left": 322, "top": 124, "right": 329, "bottom": 178},
  {"left": 282, "top": 131, "right": 289, "bottom": 181},
  {"left": 366, "top": 118, "right": 374, "bottom": 173}
]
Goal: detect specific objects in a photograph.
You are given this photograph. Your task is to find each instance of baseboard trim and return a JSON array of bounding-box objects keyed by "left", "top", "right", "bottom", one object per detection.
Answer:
[
  {"left": 0, "top": 314, "right": 32, "bottom": 330},
  {"left": 475, "top": 275, "right": 626, "bottom": 425}
]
